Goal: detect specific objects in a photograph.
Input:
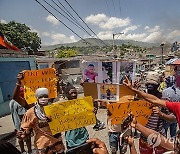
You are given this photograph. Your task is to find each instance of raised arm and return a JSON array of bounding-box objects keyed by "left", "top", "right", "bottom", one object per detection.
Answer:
[
  {"left": 152, "top": 107, "right": 176, "bottom": 123},
  {"left": 131, "top": 119, "right": 174, "bottom": 150},
  {"left": 123, "top": 76, "right": 166, "bottom": 107},
  {"left": 13, "top": 72, "right": 29, "bottom": 109},
  {"left": 126, "top": 136, "right": 137, "bottom": 154}
]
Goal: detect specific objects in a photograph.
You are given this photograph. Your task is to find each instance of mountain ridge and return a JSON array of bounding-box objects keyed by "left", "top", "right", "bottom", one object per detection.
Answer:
[{"left": 41, "top": 38, "right": 161, "bottom": 51}]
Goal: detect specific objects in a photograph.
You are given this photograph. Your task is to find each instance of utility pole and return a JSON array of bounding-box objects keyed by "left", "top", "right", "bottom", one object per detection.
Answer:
[
  {"left": 112, "top": 32, "right": 124, "bottom": 52},
  {"left": 160, "top": 42, "right": 165, "bottom": 66}
]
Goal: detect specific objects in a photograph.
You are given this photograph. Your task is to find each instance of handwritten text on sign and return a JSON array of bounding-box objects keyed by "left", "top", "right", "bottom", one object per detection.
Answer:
[
  {"left": 22, "top": 68, "right": 57, "bottom": 104},
  {"left": 44, "top": 96, "right": 96, "bottom": 135},
  {"left": 107, "top": 100, "right": 152, "bottom": 126}
]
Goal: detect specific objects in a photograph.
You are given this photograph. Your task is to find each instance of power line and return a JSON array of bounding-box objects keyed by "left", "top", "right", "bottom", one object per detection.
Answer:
[
  {"left": 51, "top": 0, "right": 93, "bottom": 37},
  {"left": 105, "top": 0, "right": 116, "bottom": 34},
  {"left": 50, "top": 0, "right": 105, "bottom": 46},
  {"left": 112, "top": 0, "right": 117, "bottom": 18},
  {"left": 64, "top": 0, "right": 108, "bottom": 46},
  {"left": 118, "top": 0, "right": 122, "bottom": 17},
  {"left": 56, "top": 0, "right": 108, "bottom": 46},
  {"left": 43, "top": 0, "right": 92, "bottom": 37},
  {"left": 56, "top": 0, "right": 81, "bottom": 27},
  {"left": 35, "top": 0, "right": 91, "bottom": 45},
  {"left": 105, "top": 0, "right": 112, "bottom": 18}
]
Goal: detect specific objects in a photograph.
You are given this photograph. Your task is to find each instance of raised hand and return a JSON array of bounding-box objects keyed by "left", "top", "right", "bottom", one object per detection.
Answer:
[
  {"left": 123, "top": 75, "right": 132, "bottom": 88},
  {"left": 16, "top": 72, "right": 24, "bottom": 85},
  {"left": 86, "top": 138, "right": 108, "bottom": 154}
]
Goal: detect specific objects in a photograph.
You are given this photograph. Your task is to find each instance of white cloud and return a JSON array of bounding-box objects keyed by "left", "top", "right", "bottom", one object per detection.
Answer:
[
  {"left": 166, "top": 30, "right": 180, "bottom": 42},
  {"left": 122, "top": 33, "right": 147, "bottom": 41},
  {"left": 146, "top": 25, "right": 160, "bottom": 33},
  {"left": 97, "top": 30, "right": 146, "bottom": 42},
  {"left": 85, "top": 14, "right": 107, "bottom": 24},
  {"left": 97, "top": 31, "right": 113, "bottom": 40},
  {"left": 0, "top": 19, "right": 7, "bottom": 24},
  {"left": 144, "top": 26, "right": 149, "bottom": 30},
  {"left": 42, "top": 32, "right": 50, "bottom": 37},
  {"left": 122, "top": 25, "right": 139, "bottom": 34},
  {"left": 69, "top": 35, "right": 77, "bottom": 42},
  {"left": 50, "top": 33, "right": 77, "bottom": 44},
  {"left": 46, "top": 15, "right": 59, "bottom": 25},
  {"left": 85, "top": 13, "right": 131, "bottom": 30},
  {"left": 144, "top": 31, "right": 163, "bottom": 42}
]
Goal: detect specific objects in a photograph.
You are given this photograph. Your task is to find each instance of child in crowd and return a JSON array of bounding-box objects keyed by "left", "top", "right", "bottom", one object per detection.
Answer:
[
  {"left": 107, "top": 102, "right": 123, "bottom": 154},
  {"left": 62, "top": 83, "right": 89, "bottom": 150}
]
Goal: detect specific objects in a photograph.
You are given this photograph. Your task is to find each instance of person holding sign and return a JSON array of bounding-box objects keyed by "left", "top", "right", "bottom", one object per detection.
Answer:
[
  {"left": 13, "top": 72, "right": 34, "bottom": 109},
  {"left": 123, "top": 76, "right": 178, "bottom": 154},
  {"left": 10, "top": 86, "right": 32, "bottom": 154},
  {"left": 11, "top": 72, "right": 33, "bottom": 153},
  {"left": 63, "top": 83, "right": 90, "bottom": 150},
  {"left": 130, "top": 118, "right": 180, "bottom": 154},
  {"left": 106, "top": 101, "right": 123, "bottom": 154},
  {"left": 17, "top": 88, "right": 65, "bottom": 154}
]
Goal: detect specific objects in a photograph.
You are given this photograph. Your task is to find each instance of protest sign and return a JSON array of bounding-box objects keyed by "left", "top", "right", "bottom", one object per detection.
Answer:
[
  {"left": 117, "top": 61, "right": 136, "bottom": 84},
  {"left": 22, "top": 68, "right": 57, "bottom": 104},
  {"left": 83, "top": 82, "right": 98, "bottom": 99},
  {"left": 44, "top": 96, "right": 96, "bottom": 135},
  {"left": 107, "top": 100, "right": 152, "bottom": 126},
  {"left": 81, "top": 61, "right": 99, "bottom": 83},
  {"left": 97, "top": 84, "right": 119, "bottom": 101}
]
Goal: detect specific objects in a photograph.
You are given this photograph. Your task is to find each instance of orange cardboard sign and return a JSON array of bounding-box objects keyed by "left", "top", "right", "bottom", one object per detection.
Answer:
[
  {"left": 107, "top": 100, "right": 152, "bottom": 126},
  {"left": 22, "top": 68, "right": 57, "bottom": 104}
]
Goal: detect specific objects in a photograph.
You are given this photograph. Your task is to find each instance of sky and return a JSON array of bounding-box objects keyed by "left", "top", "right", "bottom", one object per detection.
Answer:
[{"left": 1, "top": 0, "right": 180, "bottom": 46}]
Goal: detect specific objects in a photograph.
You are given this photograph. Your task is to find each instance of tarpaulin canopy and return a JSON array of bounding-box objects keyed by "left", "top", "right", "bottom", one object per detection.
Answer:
[
  {"left": 0, "top": 31, "right": 20, "bottom": 51},
  {"left": 165, "top": 58, "right": 180, "bottom": 65}
]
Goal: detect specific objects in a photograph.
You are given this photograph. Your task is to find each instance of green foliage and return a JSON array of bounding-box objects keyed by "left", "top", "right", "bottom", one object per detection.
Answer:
[
  {"left": 56, "top": 49, "right": 78, "bottom": 58},
  {"left": 0, "top": 21, "right": 41, "bottom": 51}
]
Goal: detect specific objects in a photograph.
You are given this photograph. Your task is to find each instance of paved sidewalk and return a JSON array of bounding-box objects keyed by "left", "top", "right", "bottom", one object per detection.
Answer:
[{"left": 0, "top": 114, "right": 15, "bottom": 140}]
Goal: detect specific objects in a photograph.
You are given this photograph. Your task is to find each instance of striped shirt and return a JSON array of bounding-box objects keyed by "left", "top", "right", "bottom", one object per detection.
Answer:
[
  {"left": 141, "top": 91, "right": 169, "bottom": 141},
  {"left": 141, "top": 109, "right": 166, "bottom": 141}
]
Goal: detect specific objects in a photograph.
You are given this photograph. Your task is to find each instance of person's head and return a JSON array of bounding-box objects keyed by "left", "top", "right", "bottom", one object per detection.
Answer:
[
  {"left": 63, "top": 83, "right": 77, "bottom": 100},
  {"left": 174, "top": 130, "right": 180, "bottom": 153},
  {"left": 146, "top": 72, "right": 160, "bottom": 95},
  {"left": 88, "top": 64, "right": 95, "bottom": 74},
  {"left": 165, "top": 76, "right": 175, "bottom": 88},
  {"left": 35, "top": 88, "right": 49, "bottom": 106}
]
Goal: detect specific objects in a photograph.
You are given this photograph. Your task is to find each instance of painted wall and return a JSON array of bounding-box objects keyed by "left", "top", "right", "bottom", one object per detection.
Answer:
[{"left": 0, "top": 58, "right": 36, "bottom": 117}]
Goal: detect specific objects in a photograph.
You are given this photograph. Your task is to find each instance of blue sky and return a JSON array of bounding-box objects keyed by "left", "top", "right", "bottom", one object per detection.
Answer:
[{"left": 1, "top": 0, "right": 180, "bottom": 45}]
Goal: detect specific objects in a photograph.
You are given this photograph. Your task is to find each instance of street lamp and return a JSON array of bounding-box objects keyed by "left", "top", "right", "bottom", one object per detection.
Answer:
[
  {"left": 112, "top": 32, "right": 124, "bottom": 52},
  {"left": 160, "top": 42, "right": 165, "bottom": 66}
]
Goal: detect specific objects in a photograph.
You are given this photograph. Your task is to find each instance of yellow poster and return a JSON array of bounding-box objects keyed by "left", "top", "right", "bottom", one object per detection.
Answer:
[
  {"left": 44, "top": 96, "right": 96, "bottom": 135},
  {"left": 22, "top": 68, "right": 57, "bottom": 104},
  {"left": 107, "top": 100, "right": 152, "bottom": 126}
]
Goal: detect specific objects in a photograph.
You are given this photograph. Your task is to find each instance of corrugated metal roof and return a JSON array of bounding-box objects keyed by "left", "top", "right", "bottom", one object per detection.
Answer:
[
  {"left": 165, "top": 58, "right": 178, "bottom": 65},
  {"left": 173, "top": 59, "right": 180, "bottom": 65}
]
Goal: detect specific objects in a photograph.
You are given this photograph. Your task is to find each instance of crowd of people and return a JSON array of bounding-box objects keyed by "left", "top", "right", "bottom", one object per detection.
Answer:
[{"left": 1, "top": 68, "right": 180, "bottom": 154}]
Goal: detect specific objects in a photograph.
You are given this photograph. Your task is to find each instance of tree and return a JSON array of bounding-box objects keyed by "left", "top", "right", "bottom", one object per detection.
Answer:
[
  {"left": 0, "top": 21, "right": 41, "bottom": 51},
  {"left": 56, "top": 49, "right": 78, "bottom": 58}
]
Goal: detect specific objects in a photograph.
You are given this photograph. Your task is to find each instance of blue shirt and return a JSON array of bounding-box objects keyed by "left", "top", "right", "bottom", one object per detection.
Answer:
[
  {"left": 162, "top": 85, "right": 180, "bottom": 102},
  {"left": 65, "top": 127, "right": 89, "bottom": 149}
]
